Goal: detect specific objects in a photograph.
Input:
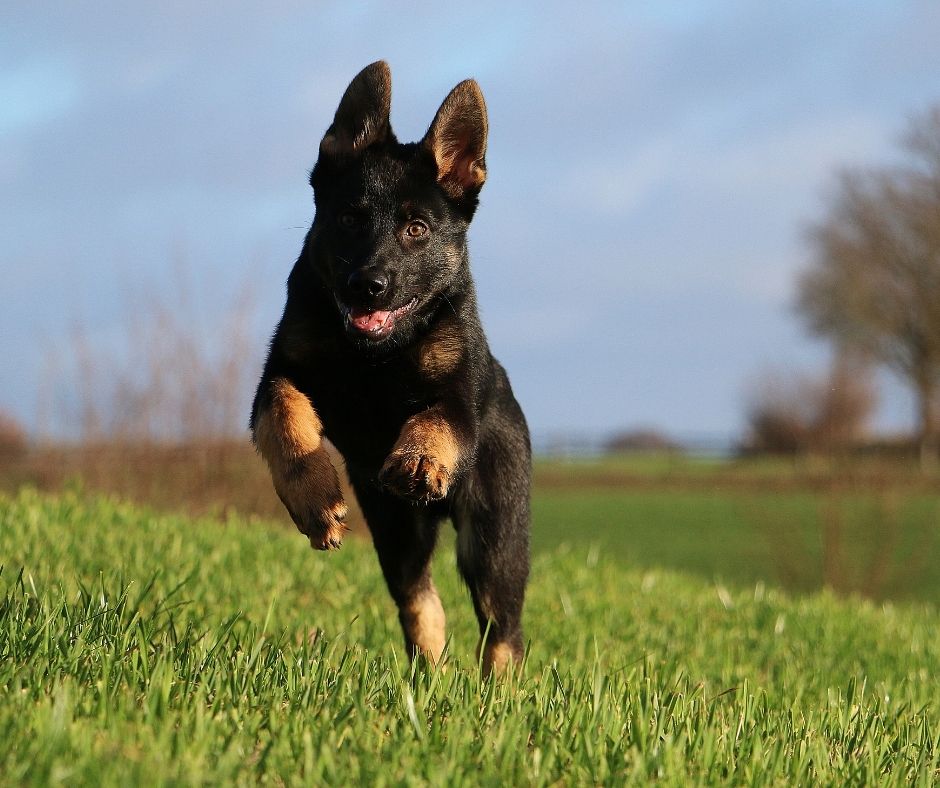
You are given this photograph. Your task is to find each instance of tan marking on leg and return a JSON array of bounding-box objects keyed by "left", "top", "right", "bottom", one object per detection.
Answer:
[
  {"left": 380, "top": 411, "right": 460, "bottom": 501},
  {"left": 253, "top": 378, "right": 345, "bottom": 549},
  {"left": 400, "top": 413, "right": 459, "bottom": 469},
  {"left": 481, "top": 641, "right": 517, "bottom": 677},
  {"left": 401, "top": 583, "right": 447, "bottom": 664},
  {"left": 254, "top": 378, "right": 322, "bottom": 465}
]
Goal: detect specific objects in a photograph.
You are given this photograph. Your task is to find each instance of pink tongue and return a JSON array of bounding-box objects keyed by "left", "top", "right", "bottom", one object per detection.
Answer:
[{"left": 349, "top": 307, "right": 391, "bottom": 331}]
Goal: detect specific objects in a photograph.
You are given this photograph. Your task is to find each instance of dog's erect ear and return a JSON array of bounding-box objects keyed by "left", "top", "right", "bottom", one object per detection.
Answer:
[
  {"left": 320, "top": 61, "right": 392, "bottom": 157},
  {"left": 422, "top": 79, "right": 488, "bottom": 198}
]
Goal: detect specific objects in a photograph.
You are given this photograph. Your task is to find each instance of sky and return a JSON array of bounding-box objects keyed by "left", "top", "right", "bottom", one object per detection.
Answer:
[{"left": 2, "top": 1, "right": 940, "bottom": 447}]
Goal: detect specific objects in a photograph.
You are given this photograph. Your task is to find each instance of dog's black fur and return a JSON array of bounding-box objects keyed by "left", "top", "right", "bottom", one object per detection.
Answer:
[{"left": 250, "top": 61, "right": 530, "bottom": 673}]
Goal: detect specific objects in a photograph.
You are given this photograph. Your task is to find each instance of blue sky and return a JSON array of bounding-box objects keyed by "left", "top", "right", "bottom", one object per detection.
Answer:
[{"left": 2, "top": 1, "right": 940, "bottom": 444}]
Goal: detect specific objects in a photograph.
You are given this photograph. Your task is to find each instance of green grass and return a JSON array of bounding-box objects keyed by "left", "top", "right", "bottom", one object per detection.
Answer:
[{"left": 2, "top": 488, "right": 940, "bottom": 784}]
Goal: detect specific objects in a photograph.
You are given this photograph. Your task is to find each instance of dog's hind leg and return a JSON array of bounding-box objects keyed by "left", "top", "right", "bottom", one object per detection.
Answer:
[
  {"left": 350, "top": 476, "right": 447, "bottom": 664},
  {"left": 454, "top": 402, "right": 531, "bottom": 676}
]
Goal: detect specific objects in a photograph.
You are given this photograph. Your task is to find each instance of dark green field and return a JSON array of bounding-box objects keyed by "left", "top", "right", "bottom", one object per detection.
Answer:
[{"left": 531, "top": 486, "right": 940, "bottom": 605}]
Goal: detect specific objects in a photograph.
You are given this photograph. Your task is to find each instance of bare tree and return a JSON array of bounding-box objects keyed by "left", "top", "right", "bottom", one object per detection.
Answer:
[
  {"left": 743, "top": 353, "right": 876, "bottom": 456},
  {"left": 44, "top": 263, "right": 262, "bottom": 443},
  {"left": 0, "top": 410, "right": 28, "bottom": 461},
  {"left": 798, "top": 107, "right": 940, "bottom": 467},
  {"left": 813, "top": 351, "right": 878, "bottom": 451}
]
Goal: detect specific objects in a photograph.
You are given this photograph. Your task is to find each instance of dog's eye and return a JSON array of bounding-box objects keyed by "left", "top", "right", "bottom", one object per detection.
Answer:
[
  {"left": 338, "top": 212, "right": 358, "bottom": 229},
  {"left": 405, "top": 220, "right": 429, "bottom": 239}
]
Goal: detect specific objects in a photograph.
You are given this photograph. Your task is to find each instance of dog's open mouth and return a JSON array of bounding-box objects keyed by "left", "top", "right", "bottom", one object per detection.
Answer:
[{"left": 342, "top": 297, "right": 417, "bottom": 338}]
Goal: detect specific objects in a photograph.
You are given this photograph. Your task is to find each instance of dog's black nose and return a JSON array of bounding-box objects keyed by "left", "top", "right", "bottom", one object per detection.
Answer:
[{"left": 347, "top": 269, "right": 389, "bottom": 298}]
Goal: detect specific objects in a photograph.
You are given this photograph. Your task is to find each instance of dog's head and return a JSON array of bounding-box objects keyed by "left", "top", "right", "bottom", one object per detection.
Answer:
[{"left": 306, "top": 61, "right": 487, "bottom": 350}]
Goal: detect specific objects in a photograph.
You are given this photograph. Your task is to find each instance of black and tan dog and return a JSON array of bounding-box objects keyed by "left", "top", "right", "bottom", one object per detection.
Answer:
[{"left": 250, "top": 61, "right": 530, "bottom": 675}]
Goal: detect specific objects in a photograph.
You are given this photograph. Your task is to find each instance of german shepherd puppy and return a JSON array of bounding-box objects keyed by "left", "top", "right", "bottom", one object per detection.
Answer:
[{"left": 250, "top": 61, "right": 530, "bottom": 675}]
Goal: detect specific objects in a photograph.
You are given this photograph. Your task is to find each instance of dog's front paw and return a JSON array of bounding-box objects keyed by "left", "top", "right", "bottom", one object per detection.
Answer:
[
  {"left": 379, "top": 451, "right": 451, "bottom": 503},
  {"left": 274, "top": 452, "right": 349, "bottom": 550},
  {"left": 278, "top": 486, "right": 349, "bottom": 551},
  {"left": 292, "top": 498, "right": 349, "bottom": 551}
]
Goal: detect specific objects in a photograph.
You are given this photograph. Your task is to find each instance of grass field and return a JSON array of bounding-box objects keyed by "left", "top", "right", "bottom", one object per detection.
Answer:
[
  {"left": 2, "top": 488, "right": 940, "bottom": 784},
  {"left": 532, "top": 487, "right": 940, "bottom": 605}
]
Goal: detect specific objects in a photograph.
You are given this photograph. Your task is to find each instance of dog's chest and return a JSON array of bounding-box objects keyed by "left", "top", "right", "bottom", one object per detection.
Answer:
[{"left": 308, "top": 358, "right": 430, "bottom": 468}]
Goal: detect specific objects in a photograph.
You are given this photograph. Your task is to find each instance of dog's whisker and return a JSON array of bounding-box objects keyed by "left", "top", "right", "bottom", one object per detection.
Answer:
[{"left": 439, "top": 293, "right": 458, "bottom": 318}]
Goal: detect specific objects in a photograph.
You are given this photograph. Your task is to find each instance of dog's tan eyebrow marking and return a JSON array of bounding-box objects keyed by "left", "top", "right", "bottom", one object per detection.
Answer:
[{"left": 399, "top": 201, "right": 434, "bottom": 225}]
